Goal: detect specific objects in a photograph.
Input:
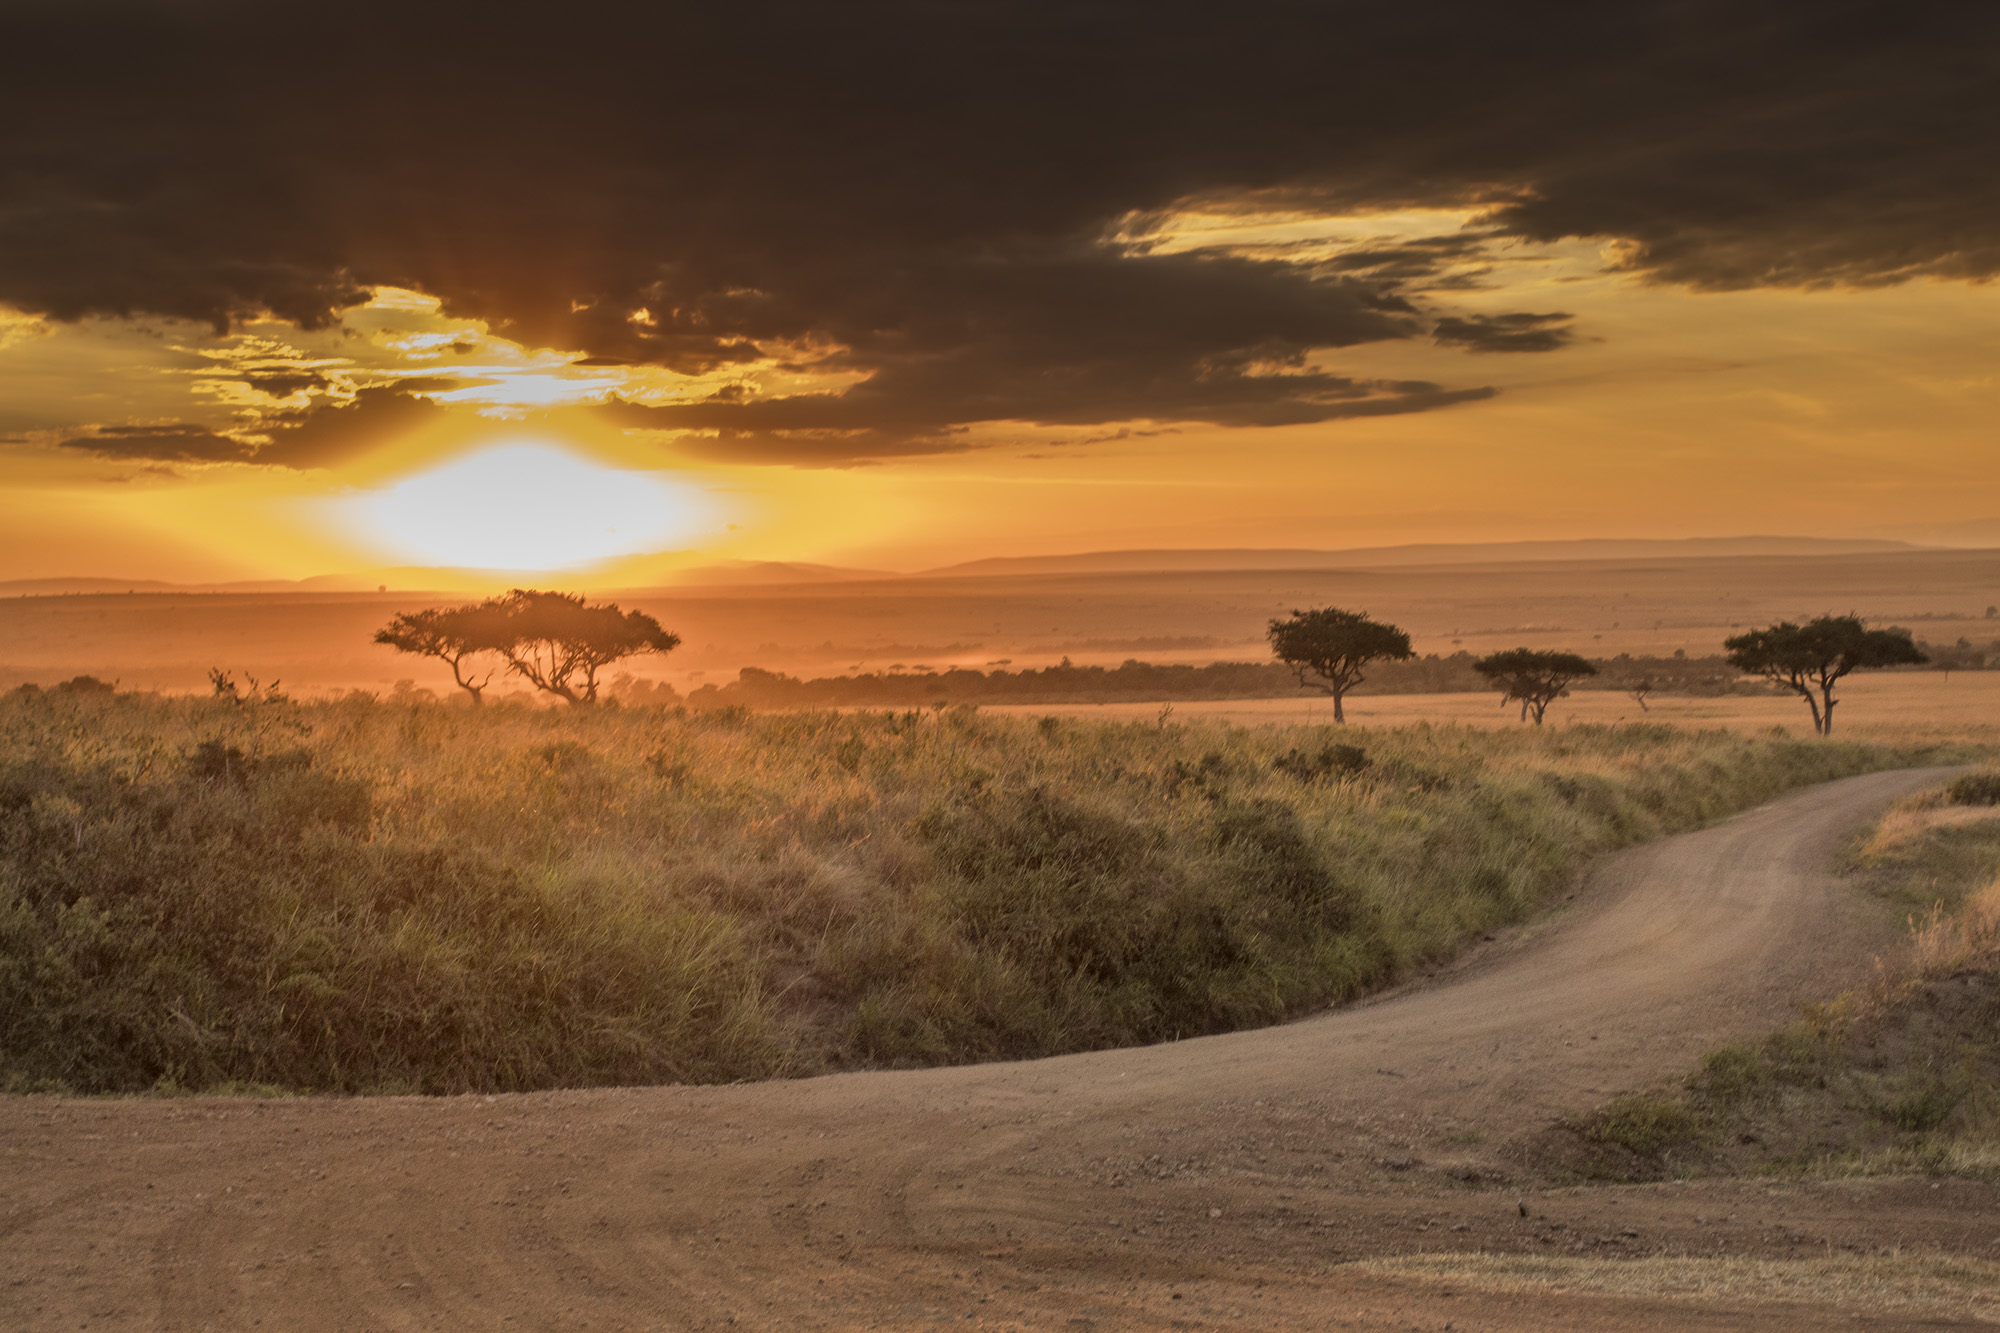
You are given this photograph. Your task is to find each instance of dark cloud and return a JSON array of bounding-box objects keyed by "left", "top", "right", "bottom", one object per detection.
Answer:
[
  {"left": 1432, "top": 313, "right": 1575, "bottom": 354},
  {"left": 1309, "top": 233, "right": 1502, "bottom": 287},
  {"left": 608, "top": 250, "right": 1476, "bottom": 459},
  {"left": 251, "top": 385, "right": 445, "bottom": 469},
  {"left": 237, "top": 369, "right": 328, "bottom": 398},
  {"left": 60, "top": 386, "right": 445, "bottom": 468},
  {"left": 61, "top": 423, "right": 248, "bottom": 463},
  {"left": 5, "top": 1, "right": 1996, "bottom": 462},
  {"left": 614, "top": 378, "right": 1493, "bottom": 465}
]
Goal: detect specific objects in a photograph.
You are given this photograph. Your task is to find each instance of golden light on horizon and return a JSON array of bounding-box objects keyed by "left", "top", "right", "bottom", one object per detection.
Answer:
[{"left": 337, "top": 441, "right": 718, "bottom": 571}]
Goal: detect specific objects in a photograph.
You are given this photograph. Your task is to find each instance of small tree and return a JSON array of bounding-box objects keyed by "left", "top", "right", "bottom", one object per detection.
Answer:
[
  {"left": 1267, "top": 607, "right": 1413, "bottom": 723},
  {"left": 1723, "top": 615, "right": 1925, "bottom": 736},
  {"left": 1474, "top": 648, "right": 1597, "bottom": 725},
  {"left": 373, "top": 604, "right": 503, "bottom": 704},
  {"left": 486, "top": 589, "right": 680, "bottom": 705}
]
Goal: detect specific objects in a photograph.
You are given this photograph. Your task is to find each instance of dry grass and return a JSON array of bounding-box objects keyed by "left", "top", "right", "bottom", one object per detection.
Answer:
[
  {"left": 0, "top": 689, "right": 1950, "bottom": 1095},
  {"left": 1857, "top": 805, "right": 2000, "bottom": 861},
  {"left": 1899, "top": 878, "right": 2000, "bottom": 988},
  {"left": 1865, "top": 768, "right": 2000, "bottom": 993},
  {"left": 1353, "top": 1250, "right": 2000, "bottom": 1322}
]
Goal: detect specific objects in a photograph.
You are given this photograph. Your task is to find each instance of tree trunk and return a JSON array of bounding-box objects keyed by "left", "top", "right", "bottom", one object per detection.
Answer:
[{"left": 1331, "top": 687, "right": 1346, "bottom": 723}]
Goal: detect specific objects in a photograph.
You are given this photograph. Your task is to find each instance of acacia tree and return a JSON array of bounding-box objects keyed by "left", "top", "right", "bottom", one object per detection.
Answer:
[
  {"left": 1267, "top": 607, "right": 1413, "bottom": 723},
  {"left": 373, "top": 604, "right": 503, "bottom": 703},
  {"left": 486, "top": 589, "right": 680, "bottom": 705},
  {"left": 1723, "top": 615, "right": 1925, "bottom": 736},
  {"left": 1473, "top": 648, "right": 1598, "bottom": 725}
]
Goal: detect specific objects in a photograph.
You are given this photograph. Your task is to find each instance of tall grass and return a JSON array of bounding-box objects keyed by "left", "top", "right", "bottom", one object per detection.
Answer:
[{"left": 0, "top": 691, "right": 1935, "bottom": 1095}]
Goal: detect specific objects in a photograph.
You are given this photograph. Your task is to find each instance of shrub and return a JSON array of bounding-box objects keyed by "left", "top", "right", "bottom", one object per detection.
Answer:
[
  {"left": 1875, "top": 1066, "right": 1974, "bottom": 1132},
  {"left": 1272, "top": 743, "right": 1370, "bottom": 784},
  {"left": 1585, "top": 1093, "right": 1701, "bottom": 1156}
]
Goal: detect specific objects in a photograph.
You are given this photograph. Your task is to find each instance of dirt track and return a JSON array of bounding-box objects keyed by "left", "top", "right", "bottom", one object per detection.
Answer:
[{"left": 6, "top": 766, "right": 1998, "bottom": 1331}]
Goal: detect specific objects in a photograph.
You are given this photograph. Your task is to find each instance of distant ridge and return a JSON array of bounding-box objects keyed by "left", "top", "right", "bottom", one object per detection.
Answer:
[
  {"left": 0, "top": 577, "right": 187, "bottom": 596},
  {"left": 1, "top": 536, "right": 1956, "bottom": 598},
  {"left": 0, "top": 575, "right": 437, "bottom": 597},
  {"left": 918, "top": 536, "right": 1931, "bottom": 579},
  {"left": 659, "top": 560, "right": 897, "bottom": 587}
]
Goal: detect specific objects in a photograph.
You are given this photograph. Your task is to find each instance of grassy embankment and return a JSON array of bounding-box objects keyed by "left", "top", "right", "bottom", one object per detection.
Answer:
[
  {"left": 0, "top": 691, "right": 1948, "bottom": 1096},
  {"left": 1553, "top": 771, "right": 2000, "bottom": 1181}
]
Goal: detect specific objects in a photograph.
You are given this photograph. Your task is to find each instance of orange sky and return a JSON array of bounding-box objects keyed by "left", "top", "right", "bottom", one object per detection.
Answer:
[{"left": 4, "top": 221, "right": 1997, "bottom": 585}]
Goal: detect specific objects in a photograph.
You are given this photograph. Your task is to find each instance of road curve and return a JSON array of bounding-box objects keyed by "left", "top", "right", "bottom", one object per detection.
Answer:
[{"left": 2, "top": 765, "right": 1985, "bottom": 1332}]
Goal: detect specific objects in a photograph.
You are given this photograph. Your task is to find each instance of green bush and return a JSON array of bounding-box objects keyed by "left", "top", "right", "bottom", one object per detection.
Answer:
[
  {"left": 1585, "top": 1093, "right": 1702, "bottom": 1156},
  {"left": 1875, "top": 1066, "right": 1974, "bottom": 1132}
]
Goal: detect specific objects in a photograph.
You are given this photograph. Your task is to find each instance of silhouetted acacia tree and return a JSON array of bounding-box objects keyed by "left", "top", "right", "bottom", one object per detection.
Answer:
[
  {"left": 1267, "top": 607, "right": 1413, "bottom": 723},
  {"left": 373, "top": 604, "right": 503, "bottom": 703},
  {"left": 1473, "top": 648, "right": 1598, "bottom": 725},
  {"left": 486, "top": 589, "right": 680, "bottom": 705},
  {"left": 1724, "top": 615, "right": 1925, "bottom": 736}
]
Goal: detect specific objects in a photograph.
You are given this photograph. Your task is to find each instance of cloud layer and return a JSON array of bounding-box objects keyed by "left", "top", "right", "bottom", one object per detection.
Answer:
[{"left": 5, "top": 1, "right": 1995, "bottom": 463}]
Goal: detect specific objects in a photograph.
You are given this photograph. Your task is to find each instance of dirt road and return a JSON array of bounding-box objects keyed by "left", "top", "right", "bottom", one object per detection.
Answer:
[{"left": 6, "top": 766, "right": 1997, "bottom": 1331}]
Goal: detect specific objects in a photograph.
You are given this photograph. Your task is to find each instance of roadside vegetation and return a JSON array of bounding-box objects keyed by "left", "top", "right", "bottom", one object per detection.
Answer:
[
  {"left": 0, "top": 688, "right": 1942, "bottom": 1097},
  {"left": 1546, "top": 771, "right": 2000, "bottom": 1182}
]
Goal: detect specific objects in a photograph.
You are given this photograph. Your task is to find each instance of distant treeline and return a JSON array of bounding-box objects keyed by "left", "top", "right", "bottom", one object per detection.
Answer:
[
  {"left": 1918, "top": 636, "right": 2000, "bottom": 672},
  {"left": 626, "top": 651, "right": 1768, "bottom": 711}
]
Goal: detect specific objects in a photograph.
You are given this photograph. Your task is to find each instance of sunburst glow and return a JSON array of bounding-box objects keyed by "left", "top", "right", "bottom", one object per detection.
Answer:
[{"left": 340, "top": 441, "right": 713, "bottom": 570}]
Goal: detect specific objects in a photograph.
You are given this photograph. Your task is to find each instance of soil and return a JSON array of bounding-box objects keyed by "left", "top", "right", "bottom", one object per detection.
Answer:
[{"left": 6, "top": 766, "right": 1998, "bottom": 1331}]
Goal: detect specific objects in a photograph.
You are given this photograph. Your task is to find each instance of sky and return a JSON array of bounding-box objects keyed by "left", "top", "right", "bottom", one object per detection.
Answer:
[{"left": 1, "top": 1, "right": 1997, "bottom": 584}]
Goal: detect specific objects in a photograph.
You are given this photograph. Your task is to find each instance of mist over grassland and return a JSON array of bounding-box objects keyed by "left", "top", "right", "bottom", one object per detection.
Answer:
[{"left": 1, "top": 692, "right": 1965, "bottom": 1096}]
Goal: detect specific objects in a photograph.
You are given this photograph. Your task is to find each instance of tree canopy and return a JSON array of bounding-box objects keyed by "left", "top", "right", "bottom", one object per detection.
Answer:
[
  {"left": 1723, "top": 615, "right": 1925, "bottom": 735},
  {"left": 483, "top": 589, "right": 680, "bottom": 705},
  {"left": 374, "top": 590, "right": 679, "bottom": 705},
  {"left": 372, "top": 603, "right": 505, "bottom": 703},
  {"left": 1473, "top": 648, "right": 1598, "bottom": 725},
  {"left": 1267, "top": 607, "right": 1413, "bottom": 723}
]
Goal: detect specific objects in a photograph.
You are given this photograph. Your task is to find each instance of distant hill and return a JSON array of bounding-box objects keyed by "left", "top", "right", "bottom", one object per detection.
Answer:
[
  {"left": 0, "top": 577, "right": 188, "bottom": 596},
  {"left": 659, "top": 561, "right": 897, "bottom": 587},
  {"left": 0, "top": 575, "right": 444, "bottom": 597},
  {"left": 919, "top": 536, "right": 1931, "bottom": 579},
  {"left": 0, "top": 536, "right": 1951, "bottom": 600}
]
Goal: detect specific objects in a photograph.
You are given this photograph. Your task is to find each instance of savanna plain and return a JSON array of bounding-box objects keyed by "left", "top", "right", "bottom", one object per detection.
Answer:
[{"left": 7, "top": 552, "right": 2000, "bottom": 1330}]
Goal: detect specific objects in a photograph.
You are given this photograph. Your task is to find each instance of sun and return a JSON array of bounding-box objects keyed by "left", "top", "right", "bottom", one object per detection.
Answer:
[{"left": 340, "top": 440, "right": 714, "bottom": 570}]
